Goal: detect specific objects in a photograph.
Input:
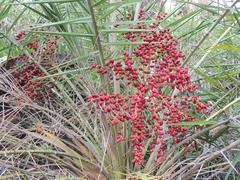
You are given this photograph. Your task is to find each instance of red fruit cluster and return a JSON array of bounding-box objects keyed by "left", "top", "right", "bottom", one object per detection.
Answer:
[
  {"left": 9, "top": 32, "right": 60, "bottom": 100},
  {"left": 88, "top": 10, "right": 208, "bottom": 165}
]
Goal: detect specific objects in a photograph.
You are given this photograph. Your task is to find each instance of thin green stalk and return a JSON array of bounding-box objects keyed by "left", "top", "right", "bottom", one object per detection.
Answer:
[
  {"left": 205, "top": 96, "right": 240, "bottom": 122},
  {"left": 183, "top": 0, "right": 240, "bottom": 65},
  {"left": 193, "top": 22, "right": 234, "bottom": 68},
  {"left": 109, "top": 0, "right": 120, "bottom": 94},
  {"left": 86, "top": 0, "right": 105, "bottom": 65}
]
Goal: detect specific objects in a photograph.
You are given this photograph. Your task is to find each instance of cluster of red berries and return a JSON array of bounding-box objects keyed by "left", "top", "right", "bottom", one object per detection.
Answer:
[
  {"left": 88, "top": 10, "right": 208, "bottom": 165},
  {"left": 9, "top": 32, "right": 60, "bottom": 100}
]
